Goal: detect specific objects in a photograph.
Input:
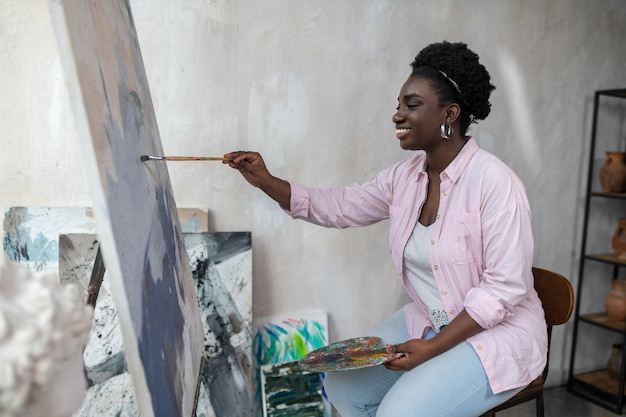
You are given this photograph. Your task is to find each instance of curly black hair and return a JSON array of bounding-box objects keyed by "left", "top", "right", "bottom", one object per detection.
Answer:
[{"left": 410, "top": 41, "right": 495, "bottom": 135}]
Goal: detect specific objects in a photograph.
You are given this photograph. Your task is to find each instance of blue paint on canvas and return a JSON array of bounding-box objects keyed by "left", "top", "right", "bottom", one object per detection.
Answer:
[
  {"left": 50, "top": 1, "right": 204, "bottom": 416},
  {"left": 253, "top": 314, "right": 330, "bottom": 417},
  {"left": 261, "top": 362, "right": 325, "bottom": 417},
  {"left": 3, "top": 207, "right": 96, "bottom": 272},
  {"left": 181, "top": 216, "right": 201, "bottom": 233}
]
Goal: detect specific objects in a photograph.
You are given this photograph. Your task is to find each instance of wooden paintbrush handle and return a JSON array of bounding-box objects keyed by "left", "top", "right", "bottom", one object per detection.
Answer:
[{"left": 165, "top": 156, "right": 227, "bottom": 161}]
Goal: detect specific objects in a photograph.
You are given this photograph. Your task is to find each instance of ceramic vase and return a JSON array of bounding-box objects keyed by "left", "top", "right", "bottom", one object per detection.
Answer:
[
  {"left": 613, "top": 218, "right": 626, "bottom": 260},
  {"left": 605, "top": 279, "right": 626, "bottom": 322},
  {"left": 607, "top": 343, "right": 624, "bottom": 379},
  {"left": 599, "top": 151, "right": 626, "bottom": 193}
]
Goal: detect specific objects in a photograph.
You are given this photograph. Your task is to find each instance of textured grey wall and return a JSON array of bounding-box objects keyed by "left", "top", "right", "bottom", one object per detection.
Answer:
[{"left": 2, "top": 0, "right": 626, "bottom": 386}]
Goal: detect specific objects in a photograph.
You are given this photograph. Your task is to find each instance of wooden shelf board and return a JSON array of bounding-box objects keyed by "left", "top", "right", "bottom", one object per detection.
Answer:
[
  {"left": 591, "top": 191, "right": 626, "bottom": 199},
  {"left": 585, "top": 253, "right": 626, "bottom": 266},
  {"left": 573, "top": 370, "right": 626, "bottom": 396},
  {"left": 580, "top": 313, "right": 626, "bottom": 331}
]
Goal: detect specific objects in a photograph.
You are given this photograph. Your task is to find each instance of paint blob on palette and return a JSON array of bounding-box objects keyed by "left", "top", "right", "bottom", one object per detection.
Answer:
[{"left": 299, "top": 337, "right": 401, "bottom": 373}]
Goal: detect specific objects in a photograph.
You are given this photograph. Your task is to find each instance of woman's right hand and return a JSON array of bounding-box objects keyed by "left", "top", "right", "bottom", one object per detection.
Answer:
[
  {"left": 223, "top": 151, "right": 271, "bottom": 188},
  {"left": 223, "top": 151, "right": 292, "bottom": 210}
]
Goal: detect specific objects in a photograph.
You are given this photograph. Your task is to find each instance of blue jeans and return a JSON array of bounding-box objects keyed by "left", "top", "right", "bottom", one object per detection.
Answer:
[{"left": 323, "top": 309, "right": 524, "bottom": 417}]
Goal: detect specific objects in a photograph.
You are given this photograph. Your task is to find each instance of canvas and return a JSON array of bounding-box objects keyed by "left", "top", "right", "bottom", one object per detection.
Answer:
[
  {"left": 49, "top": 1, "right": 204, "bottom": 416},
  {"left": 260, "top": 361, "right": 326, "bottom": 417},
  {"left": 3, "top": 207, "right": 97, "bottom": 273},
  {"left": 2, "top": 208, "right": 210, "bottom": 415},
  {"left": 3, "top": 206, "right": 207, "bottom": 284},
  {"left": 253, "top": 313, "right": 331, "bottom": 417},
  {"left": 178, "top": 209, "right": 210, "bottom": 233},
  {"left": 58, "top": 232, "right": 253, "bottom": 417},
  {"left": 58, "top": 233, "right": 100, "bottom": 301},
  {"left": 185, "top": 232, "right": 254, "bottom": 416}
]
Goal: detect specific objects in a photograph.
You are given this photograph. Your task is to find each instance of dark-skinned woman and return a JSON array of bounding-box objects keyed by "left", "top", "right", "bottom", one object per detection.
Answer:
[{"left": 225, "top": 41, "right": 546, "bottom": 417}]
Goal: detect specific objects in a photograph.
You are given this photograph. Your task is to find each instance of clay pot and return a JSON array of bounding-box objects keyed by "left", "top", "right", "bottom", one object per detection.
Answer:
[
  {"left": 607, "top": 343, "right": 624, "bottom": 379},
  {"left": 599, "top": 151, "right": 626, "bottom": 193},
  {"left": 605, "top": 279, "right": 626, "bottom": 322},
  {"left": 613, "top": 219, "right": 626, "bottom": 260}
]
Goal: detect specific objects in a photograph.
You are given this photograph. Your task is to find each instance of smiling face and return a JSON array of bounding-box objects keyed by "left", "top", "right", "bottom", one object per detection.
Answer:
[{"left": 393, "top": 76, "right": 448, "bottom": 152}]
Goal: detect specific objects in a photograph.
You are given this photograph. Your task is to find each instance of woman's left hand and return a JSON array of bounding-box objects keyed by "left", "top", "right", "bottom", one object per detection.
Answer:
[{"left": 383, "top": 339, "right": 433, "bottom": 371}]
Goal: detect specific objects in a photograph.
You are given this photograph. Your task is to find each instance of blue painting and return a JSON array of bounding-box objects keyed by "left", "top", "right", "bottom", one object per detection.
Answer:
[
  {"left": 178, "top": 208, "right": 210, "bottom": 233},
  {"left": 50, "top": 1, "right": 204, "bottom": 416},
  {"left": 3, "top": 207, "right": 96, "bottom": 273},
  {"left": 253, "top": 314, "right": 330, "bottom": 416},
  {"left": 260, "top": 361, "right": 326, "bottom": 417}
]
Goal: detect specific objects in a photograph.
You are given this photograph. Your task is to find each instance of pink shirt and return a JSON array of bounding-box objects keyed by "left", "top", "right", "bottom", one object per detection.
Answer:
[{"left": 286, "top": 138, "right": 547, "bottom": 394}]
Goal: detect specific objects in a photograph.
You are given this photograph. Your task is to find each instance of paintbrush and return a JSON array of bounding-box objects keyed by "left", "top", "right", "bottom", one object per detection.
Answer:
[{"left": 141, "top": 155, "right": 229, "bottom": 162}]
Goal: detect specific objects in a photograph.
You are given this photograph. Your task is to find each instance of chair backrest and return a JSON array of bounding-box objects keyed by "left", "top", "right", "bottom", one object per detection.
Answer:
[
  {"left": 532, "top": 266, "right": 574, "bottom": 382},
  {"left": 479, "top": 267, "right": 574, "bottom": 417},
  {"left": 532, "top": 267, "right": 574, "bottom": 326}
]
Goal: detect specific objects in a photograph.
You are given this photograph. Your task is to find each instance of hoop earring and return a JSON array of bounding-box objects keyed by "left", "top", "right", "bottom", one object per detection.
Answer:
[{"left": 440, "top": 122, "right": 453, "bottom": 139}]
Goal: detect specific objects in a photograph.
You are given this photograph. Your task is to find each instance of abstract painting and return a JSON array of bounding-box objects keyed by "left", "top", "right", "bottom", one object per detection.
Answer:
[
  {"left": 185, "top": 232, "right": 253, "bottom": 416},
  {"left": 178, "top": 209, "right": 210, "bottom": 233},
  {"left": 58, "top": 232, "right": 253, "bottom": 417},
  {"left": 3, "top": 207, "right": 96, "bottom": 273},
  {"left": 50, "top": 1, "right": 204, "bottom": 416},
  {"left": 2, "top": 208, "right": 213, "bottom": 415},
  {"left": 3, "top": 206, "right": 207, "bottom": 287},
  {"left": 58, "top": 233, "right": 101, "bottom": 301},
  {"left": 260, "top": 361, "right": 326, "bottom": 417},
  {"left": 253, "top": 313, "right": 330, "bottom": 416}
]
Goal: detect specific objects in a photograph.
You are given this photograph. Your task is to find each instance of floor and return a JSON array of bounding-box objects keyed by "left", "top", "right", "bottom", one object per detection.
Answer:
[{"left": 496, "top": 385, "right": 621, "bottom": 417}]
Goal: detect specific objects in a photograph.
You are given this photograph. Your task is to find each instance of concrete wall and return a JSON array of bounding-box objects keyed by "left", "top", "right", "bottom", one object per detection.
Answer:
[{"left": 2, "top": 0, "right": 626, "bottom": 386}]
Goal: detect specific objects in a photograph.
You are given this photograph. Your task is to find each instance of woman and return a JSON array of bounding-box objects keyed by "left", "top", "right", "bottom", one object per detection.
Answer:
[{"left": 225, "top": 41, "right": 547, "bottom": 417}]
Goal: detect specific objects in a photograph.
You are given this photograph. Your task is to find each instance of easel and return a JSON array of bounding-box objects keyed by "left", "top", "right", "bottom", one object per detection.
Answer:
[
  {"left": 86, "top": 246, "right": 105, "bottom": 307},
  {"left": 83, "top": 246, "right": 203, "bottom": 416}
]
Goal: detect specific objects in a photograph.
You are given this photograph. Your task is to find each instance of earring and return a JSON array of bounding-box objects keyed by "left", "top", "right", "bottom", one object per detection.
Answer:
[{"left": 440, "top": 122, "right": 453, "bottom": 139}]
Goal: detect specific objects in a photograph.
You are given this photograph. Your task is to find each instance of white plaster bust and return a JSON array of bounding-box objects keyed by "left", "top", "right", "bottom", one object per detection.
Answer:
[{"left": 0, "top": 255, "right": 93, "bottom": 417}]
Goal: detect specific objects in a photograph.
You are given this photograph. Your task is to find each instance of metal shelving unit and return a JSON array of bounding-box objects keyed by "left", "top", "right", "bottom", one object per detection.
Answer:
[{"left": 568, "top": 89, "right": 626, "bottom": 413}]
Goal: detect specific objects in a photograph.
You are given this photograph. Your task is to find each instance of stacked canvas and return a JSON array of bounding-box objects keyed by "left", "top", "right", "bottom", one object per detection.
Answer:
[
  {"left": 3, "top": 207, "right": 254, "bottom": 416},
  {"left": 253, "top": 314, "right": 332, "bottom": 417}
]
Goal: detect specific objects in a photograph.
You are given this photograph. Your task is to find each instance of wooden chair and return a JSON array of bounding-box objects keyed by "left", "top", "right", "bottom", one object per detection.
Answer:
[{"left": 480, "top": 267, "right": 574, "bottom": 417}]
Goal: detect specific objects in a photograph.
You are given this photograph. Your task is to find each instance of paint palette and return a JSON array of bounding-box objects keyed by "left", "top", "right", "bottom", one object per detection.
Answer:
[{"left": 298, "top": 336, "right": 399, "bottom": 372}]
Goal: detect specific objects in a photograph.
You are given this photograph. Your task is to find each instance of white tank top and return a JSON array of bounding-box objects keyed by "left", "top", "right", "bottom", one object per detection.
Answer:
[{"left": 404, "top": 222, "right": 450, "bottom": 330}]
